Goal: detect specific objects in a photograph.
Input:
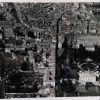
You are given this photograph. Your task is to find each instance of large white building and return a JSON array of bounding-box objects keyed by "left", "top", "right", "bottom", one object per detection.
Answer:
[
  {"left": 78, "top": 62, "right": 100, "bottom": 86},
  {"left": 79, "top": 71, "right": 100, "bottom": 85},
  {"left": 73, "top": 34, "right": 100, "bottom": 50}
]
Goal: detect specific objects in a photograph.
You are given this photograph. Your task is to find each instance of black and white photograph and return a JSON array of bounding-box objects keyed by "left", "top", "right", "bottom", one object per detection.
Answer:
[
  {"left": 0, "top": 2, "right": 100, "bottom": 99},
  {"left": 0, "top": 3, "right": 55, "bottom": 98},
  {"left": 55, "top": 2, "right": 100, "bottom": 97}
]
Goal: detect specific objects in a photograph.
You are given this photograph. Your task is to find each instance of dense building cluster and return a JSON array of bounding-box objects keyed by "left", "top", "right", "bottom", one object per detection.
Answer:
[
  {"left": 0, "top": 2, "right": 100, "bottom": 98},
  {"left": 56, "top": 3, "right": 100, "bottom": 97},
  {"left": 0, "top": 3, "right": 55, "bottom": 98},
  {"left": 57, "top": 34, "right": 100, "bottom": 96}
]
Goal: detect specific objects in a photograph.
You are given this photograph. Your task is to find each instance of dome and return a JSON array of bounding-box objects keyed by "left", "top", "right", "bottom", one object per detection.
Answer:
[{"left": 80, "top": 63, "right": 98, "bottom": 71}]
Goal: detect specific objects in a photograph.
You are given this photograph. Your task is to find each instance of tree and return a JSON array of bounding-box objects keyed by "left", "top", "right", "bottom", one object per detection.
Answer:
[
  {"left": 21, "top": 61, "right": 29, "bottom": 71},
  {"left": 27, "top": 30, "right": 36, "bottom": 38},
  {"left": 8, "top": 73, "right": 23, "bottom": 93},
  {"left": 61, "top": 79, "right": 76, "bottom": 94},
  {"left": 7, "top": 3, "right": 20, "bottom": 23}
]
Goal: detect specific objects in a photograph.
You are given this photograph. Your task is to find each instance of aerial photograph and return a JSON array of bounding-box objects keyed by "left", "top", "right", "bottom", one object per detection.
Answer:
[
  {"left": 55, "top": 3, "right": 100, "bottom": 97},
  {"left": 0, "top": 2, "right": 100, "bottom": 98},
  {"left": 0, "top": 3, "right": 55, "bottom": 98}
]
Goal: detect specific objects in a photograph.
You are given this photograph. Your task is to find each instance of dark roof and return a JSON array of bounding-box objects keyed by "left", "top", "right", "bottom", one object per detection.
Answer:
[
  {"left": 3, "top": 52, "right": 12, "bottom": 58},
  {"left": 5, "top": 38, "right": 16, "bottom": 44}
]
